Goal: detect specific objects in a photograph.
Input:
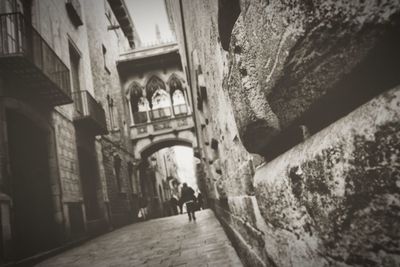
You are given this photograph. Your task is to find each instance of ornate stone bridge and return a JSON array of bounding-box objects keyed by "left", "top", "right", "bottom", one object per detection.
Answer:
[{"left": 117, "top": 42, "right": 196, "bottom": 160}]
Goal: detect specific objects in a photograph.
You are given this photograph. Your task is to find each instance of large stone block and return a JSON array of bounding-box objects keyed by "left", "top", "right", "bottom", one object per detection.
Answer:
[
  {"left": 253, "top": 87, "right": 400, "bottom": 266},
  {"left": 224, "top": 0, "right": 400, "bottom": 154}
]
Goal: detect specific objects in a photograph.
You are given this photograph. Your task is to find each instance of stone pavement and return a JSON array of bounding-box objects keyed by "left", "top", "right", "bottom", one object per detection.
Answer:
[{"left": 36, "top": 209, "right": 243, "bottom": 267}]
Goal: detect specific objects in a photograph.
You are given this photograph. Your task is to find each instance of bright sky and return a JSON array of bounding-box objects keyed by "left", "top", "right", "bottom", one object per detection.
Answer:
[
  {"left": 173, "top": 146, "right": 197, "bottom": 191},
  {"left": 126, "top": 0, "right": 174, "bottom": 46}
]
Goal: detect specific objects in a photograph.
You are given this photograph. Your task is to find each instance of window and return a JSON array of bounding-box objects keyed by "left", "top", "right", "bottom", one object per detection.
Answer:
[
  {"left": 69, "top": 42, "right": 81, "bottom": 93},
  {"left": 172, "top": 90, "right": 187, "bottom": 115},
  {"left": 66, "top": 0, "right": 83, "bottom": 27},
  {"left": 146, "top": 76, "right": 166, "bottom": 107},
  {"left": 150, "top": 89, "right": 172, "bottom": 120},
  {"left": 69, "top": 41, "right": 84, "bottom": 113},
  {"left": 107, "top": 95, "right": 119, "bottom": 130},
  {"left": 102, "top": 45, "right": 110, "bottom": 74}
]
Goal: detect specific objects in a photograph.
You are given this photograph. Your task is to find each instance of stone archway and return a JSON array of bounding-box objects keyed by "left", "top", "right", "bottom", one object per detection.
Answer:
[{"left": 140, "top": 137, "right": 193, "bottom": 160}]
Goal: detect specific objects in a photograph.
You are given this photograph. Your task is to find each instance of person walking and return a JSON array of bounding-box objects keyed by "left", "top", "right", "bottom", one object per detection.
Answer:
[
  {"left": 180, "top": 183, "right": 196, "bottom": 222},
  {"left": 170, "top": 195, "right": 179, "bottom": 215},
  {"left": 196, "top": 191, "right": 203, "bottom": 210},
  {"left": 138, "top": 195, "right": 148, "bottom": 220}
]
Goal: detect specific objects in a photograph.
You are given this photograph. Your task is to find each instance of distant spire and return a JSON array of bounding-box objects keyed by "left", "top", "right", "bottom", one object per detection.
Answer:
[{"left": 155, "top": 24, "right": 161, "bottom": 44}]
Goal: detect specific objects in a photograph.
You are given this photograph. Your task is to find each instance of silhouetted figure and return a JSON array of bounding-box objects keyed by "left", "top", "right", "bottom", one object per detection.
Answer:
[
  {"left": 170, "top": 195, "right": 179, "bottom": 215},
  {"left": 138, "top": 195, "right": 148, "bottom": 220},
  {"left": 197, "top": 191, "right": 203, "bottom": 211},
  {"left": 180, "top": 183, "right": 196, "bottom": 222},
  {"left": 178, "top": 198, "right": 184, "bottom": 214}
]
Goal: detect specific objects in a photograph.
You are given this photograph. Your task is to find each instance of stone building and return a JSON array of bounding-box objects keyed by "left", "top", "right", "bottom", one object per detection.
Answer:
[
  {"left": 116, "top": 42, "right": 196, "bottom": 218},
  {"left": 166, "top": 0, "right": 400, "bottom": 266},
  {"left": 0, "top": 0, "right": 140, "bottom": 264}
]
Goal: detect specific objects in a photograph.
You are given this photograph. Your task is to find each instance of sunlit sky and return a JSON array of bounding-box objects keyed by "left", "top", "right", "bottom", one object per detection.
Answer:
[
  {"left": 126, "top": 0, "right": 174, "bottom": 46},
  {"left": 174, "top": 146, "right": 197, "bottom": 191}
]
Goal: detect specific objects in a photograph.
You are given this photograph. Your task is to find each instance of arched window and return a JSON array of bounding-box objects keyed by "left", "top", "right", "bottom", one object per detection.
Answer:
[
  {"left": 169, "top": 74, "right": 187, "bottom": 116},
  {"left": 172, "top": 90, "right": 187, "bottom": 115},
  {"left": 169, "top": 74, "right": 183, "bottom": 94},
  {"left": 152, "top": 89, "right": 171, "bottom": 109},
  {"left": 126, "top": 82, "right": 148, "bottom": 124},
  {"left": 150, "top": 89, "right": 172, "bottom": 120},
  {"left": 138, "top": 97, "right": 150, "bottom": 112},
  {"left": 146, "top": 76, "right": 166, "bottom": 107},
  {"left": 172, "top": 90, "right": 185, "bottom": 105}
]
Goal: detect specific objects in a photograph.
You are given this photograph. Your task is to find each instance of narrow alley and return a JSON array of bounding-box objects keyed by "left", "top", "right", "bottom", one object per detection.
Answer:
[
  {"left": 0, "top": 0, "right": 399, "bottom": 266},
  {"left": 36, "top": 210, "right": 242, "bottom": 267}
]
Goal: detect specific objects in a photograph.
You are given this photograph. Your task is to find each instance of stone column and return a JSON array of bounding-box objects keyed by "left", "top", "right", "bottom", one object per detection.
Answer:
[{"left": 127, "top": 98, "right": 134, "bottom": 126}]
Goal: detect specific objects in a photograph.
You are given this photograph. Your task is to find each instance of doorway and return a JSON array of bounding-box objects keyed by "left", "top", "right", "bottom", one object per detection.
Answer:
[
  {"left": 77, "top": 146, "right": 101, "bottom": 221},
  {"left": 6, "top": 110, "right": 57, "bottom": 259}
]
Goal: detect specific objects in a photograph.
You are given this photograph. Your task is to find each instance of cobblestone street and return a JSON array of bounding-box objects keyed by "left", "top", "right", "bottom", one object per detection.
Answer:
[{"left": 36, "top": 210, "right": 242, "bottom": 267}]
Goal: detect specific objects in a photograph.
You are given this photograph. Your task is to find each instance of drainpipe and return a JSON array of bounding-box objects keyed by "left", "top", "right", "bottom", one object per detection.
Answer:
[{"left": 178, "top": 0, "right": 200, "bottom": 149}]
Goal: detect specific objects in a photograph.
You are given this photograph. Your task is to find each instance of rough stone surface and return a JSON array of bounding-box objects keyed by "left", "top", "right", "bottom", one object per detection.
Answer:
[
  {"left": 253, "top": 87, "right": 400, "bottom": 266},
  {"left": 165, "top": 1, "right": 400, "bottom": 266},
  {"left": 227, "top": 0, "right": 400, "bottom": 154},
  {"left": 36, "top": 210, "right": 243, "bottom": 267},
  {"left": 0, "top": 0, "right": 140, "bottom": 262}
]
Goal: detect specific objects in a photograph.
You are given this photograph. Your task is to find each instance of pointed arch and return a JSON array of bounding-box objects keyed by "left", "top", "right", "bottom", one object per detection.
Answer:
[
  {"left": 151, "top": 89, "right": 171, "bottom": 109},
  {"left": 168, "top": 74, "right": 188, "bottom": 116},
  {"left": 146, "top": 76, "right": 166, "bottom": 106},
  {"left": 126, "top": 81, "right": 144, "bottom": 113},
  {"left": 167, "top": 73, "right": 184, "bottom": 95},
  {"left": 172, "top": 90, "right": 185, "bottom": 105}
]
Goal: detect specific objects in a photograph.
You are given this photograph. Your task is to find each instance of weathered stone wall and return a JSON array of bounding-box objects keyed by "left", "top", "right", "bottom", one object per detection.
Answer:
[
  {"left": 166, "top": 0, "right": 400, "bottom": 266},
  {"left": 83, "top": 0, "right": 139, "bottom": 228},
  {"left": 99, "top": 137, "right": 137, "bottom": 227},
  {"left": 252, "top": 88, "right": 400, "bottom": 266},
  {"left": 53, "top": 112, "right": 82, "bottom": 203},
  {"left": 83, "top": 0, "right": 133, "bottom": 147},
  {"left": 0, "top": 0, "right": 140, "bottom": 261}
]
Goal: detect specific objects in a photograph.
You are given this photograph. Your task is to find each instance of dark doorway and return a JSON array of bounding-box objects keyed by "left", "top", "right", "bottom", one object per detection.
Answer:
[
  {"left": 77, "top": 146, "right": 101, "bottom": 221},
  {"left": 68, "top": 203, "right": 85, "bottom": 236},
  {"left": 6, "top": 110, "right": 57, "bottom": 259}
]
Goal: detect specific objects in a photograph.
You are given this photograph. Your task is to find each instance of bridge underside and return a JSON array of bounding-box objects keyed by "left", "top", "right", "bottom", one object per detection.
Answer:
[
  {"left": 132, "top": 129, "right": 196, "bottom": 159},
  {"left": 130, "top": 114, "right": 196, "bottom": 159}
]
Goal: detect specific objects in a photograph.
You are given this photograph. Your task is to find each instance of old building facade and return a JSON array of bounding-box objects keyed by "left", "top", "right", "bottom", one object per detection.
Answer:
[
  {"left": 0, "top": 0, "right": 140, "bottom": 264},
  {"left": 166, "top": 0, "right": 400, "bottom": 266},
  {"left": 116, "top": 42, "right": 196, "bottom": 219}
]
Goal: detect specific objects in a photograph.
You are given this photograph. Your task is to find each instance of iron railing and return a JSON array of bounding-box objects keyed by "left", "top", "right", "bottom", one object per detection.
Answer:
[
  {"left": 0, "top": 12, "right": 71, "bottom": 98},
  {"left": 72, "top": 90, "right": 107, "bottom": 133}
]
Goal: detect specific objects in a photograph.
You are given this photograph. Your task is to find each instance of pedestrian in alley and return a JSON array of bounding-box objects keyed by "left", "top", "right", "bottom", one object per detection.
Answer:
[
  {"left": 178, "top": 198, "right": 184, "bottom": 214},
  {"left": 138, "top": 195, "right": 148, "bottom": 221},
  {"left": 196, "top": 191, "right": 203, "bottom": 211},
  {"left": 170, "top": 195, "right": 179, "bottom": 215},
  {"left": 180, "top": 183, "right": 196, "bottom": 222}
]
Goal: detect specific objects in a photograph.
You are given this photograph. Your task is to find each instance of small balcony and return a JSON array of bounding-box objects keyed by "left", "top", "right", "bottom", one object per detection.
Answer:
[
  {"left": 0, "top": 13, "right": 72, "bottom": 106},
  {"left": 73, "top": 90, "right": 108, "bottom": 135},
  {"left": 130, "top": 114, "right": 194, "bottom": 141}
]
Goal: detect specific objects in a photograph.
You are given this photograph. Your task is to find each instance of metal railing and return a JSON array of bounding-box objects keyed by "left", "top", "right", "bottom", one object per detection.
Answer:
[
  {"left": 0, "top": 12, "right": 71, "bottom": 97},
  {"left": 173, "top": 104, "right": 188, "bottom": 116},
  {"left": 72, "top": 90, "right": 107, "bottom": 130}
]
